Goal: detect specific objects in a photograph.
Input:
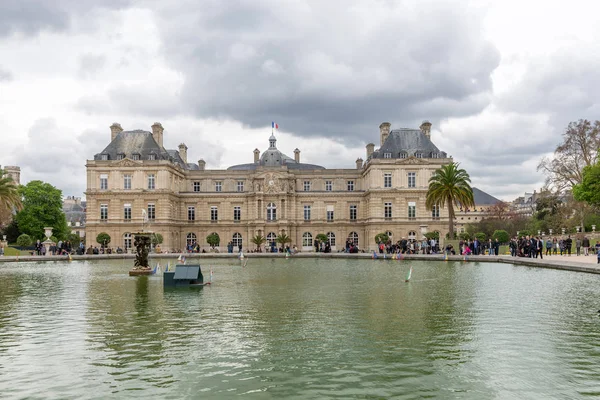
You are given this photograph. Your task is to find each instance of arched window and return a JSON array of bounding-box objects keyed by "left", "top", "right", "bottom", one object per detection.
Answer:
[
  {"left": 408, "top": 231, "right": 417, "bottom": 240},
  {"left": 326, "top": 232, "right": 336, "bottom": 246},
  {"left": 123, "top": 233, "right": 132, "bottom": 249},
  {"left": 232, "top": 232, "right": 242, "bottom": 248},
  {"left": 186, "top": 233, "right": 197, "bottom": 246},
  {"left": 267, "top": 232, "right": 277, "bottom": 247},
  {"left": 266, "top": 202, "right": 277, "bottom": 221},
  {"left": 302, "top": 232, "right": 313, "bottom": 247},
  {"left": 348, "top": 232, "right": 358, "bottom": 246}
]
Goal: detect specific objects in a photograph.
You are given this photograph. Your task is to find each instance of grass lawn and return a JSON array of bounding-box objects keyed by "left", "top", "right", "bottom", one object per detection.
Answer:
[{"left": 3, "top": 247, "right": 33, "bottom": 256}]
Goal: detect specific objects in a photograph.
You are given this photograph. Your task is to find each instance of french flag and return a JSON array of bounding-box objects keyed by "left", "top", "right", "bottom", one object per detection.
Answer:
[{"left": 272, "top": 121, "right": 279, "bottom": 130}]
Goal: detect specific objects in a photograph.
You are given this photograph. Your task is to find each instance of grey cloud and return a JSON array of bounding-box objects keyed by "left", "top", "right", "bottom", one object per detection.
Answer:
[
  {"left": 0, "top": 66, "right": 12, "bottom": 81},
  {"left": 0, "top": 0, "right": 131, "bottom": 37},
  {"left": 78, "top": 54, "right": 106, "bottom": 79},
  {"left": 138, "top": 0, "right": 501, "bottom": 141}
]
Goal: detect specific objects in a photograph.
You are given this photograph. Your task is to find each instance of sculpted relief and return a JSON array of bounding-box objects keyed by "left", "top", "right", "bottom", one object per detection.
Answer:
[{"left": 254, "top": 172, "right": 293, "bottom": 194}]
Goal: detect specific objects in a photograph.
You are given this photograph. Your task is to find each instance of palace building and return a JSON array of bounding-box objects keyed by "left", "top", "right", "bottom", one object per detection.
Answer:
[{"left": 85, "top": 121, "right": 455, "bottom": 252}]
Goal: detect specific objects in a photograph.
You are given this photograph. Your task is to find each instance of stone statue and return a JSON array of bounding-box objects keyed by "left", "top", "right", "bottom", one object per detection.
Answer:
[{"left": 133, "top": 233, "right": 151, "bottom": 269}]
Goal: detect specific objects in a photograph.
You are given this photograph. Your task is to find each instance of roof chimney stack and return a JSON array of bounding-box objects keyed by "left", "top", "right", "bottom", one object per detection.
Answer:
[
  {"left": 198, "top": 159, "right": 205, "bottom": 171},
  {"left": 294, "top": 148, "right": 300, "bottom": 163},
  {"left": 110, "top": 123, "right": 123, "bottom": 141},
  {"left": 379, "top": 122, "right": 391, "bottom": 146},
  {"left": 356, "top": 158, "right": 363, "bottom": 170},
  {"left": 151, "top": 122, "right": 164, "bottom": 147},
  {"left": 253, "top": 148, "right": 260, "bottom": 163},
  {"left": 366, "top": 143, "right": 375, "bottom": 159},
  {"left": 419, "top": 120, "right": 432, "bottom": 139},
  {"left": 178, "top": 143, "right": 188, "bottom": 164}
]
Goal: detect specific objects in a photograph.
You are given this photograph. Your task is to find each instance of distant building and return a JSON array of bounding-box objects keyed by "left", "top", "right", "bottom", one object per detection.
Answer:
[
  {"left": 0, "top": 165, "right": 20, "bottom": 185},
  {"left": 453, "top": 188, "right": 502, "bottom": 234},
  {"left": 63, "top": 196, "right": 86, "bottom": 239},
  {"left": 84, "top": 121, "right": 497, "bottom": 251}
]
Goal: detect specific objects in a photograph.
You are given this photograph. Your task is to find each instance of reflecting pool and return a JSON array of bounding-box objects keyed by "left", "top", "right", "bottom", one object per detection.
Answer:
[{"left": 1, "top": 258, "right": 599, "bottom": 399}]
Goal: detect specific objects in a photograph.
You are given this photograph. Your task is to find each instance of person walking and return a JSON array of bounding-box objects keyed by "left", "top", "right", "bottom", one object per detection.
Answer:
[
  {"left": 546, "top": 239, "right": 552, "bottom": 256},
  {"left": 576, "top": 237, "right": 581, "bottom": 256},
  {"left": 565, "top": 236, "right": 573, "bottom": 256},
  {"left": 582, "top": 236, "right": 590, "bottom": 256}
]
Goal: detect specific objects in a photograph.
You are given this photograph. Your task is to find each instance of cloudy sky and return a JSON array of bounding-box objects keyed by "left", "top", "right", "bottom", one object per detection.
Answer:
[{"left": 1, "top": 0, "right": 599, "bottom": 201}]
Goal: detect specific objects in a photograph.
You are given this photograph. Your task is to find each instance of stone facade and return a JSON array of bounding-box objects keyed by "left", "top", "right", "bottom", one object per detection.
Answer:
[{"left": 85, "top": 122, "right": 454, "bottom": 252}]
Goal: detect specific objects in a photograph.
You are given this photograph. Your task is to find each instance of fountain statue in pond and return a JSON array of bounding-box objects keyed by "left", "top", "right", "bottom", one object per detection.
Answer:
[{"left": 128, "top": 232, "right": 153, "bottom": 276}]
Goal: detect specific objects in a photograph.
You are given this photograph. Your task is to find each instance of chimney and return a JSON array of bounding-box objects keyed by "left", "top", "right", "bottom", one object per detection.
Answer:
[
  {"left": 178, "top": 143, "right": 188, "bottom": 164},
  {"left": 151, "top": 122, "right": 164, "bottom": 147},
  {"left": 419, "top": 120, "right": 432, "bottom": 139},
  {"left": 253, "top": 148, "right": 260, "bottom": 163},
  {"left": 110, "top": 123, "right": 123, "bottom": 141},
  {"left": 356, "top": 158, "right": 363, "bottom": 169},
  {"left": 198, "top": 159, "right": 205, "bottom": 171},
  {"left": 379, "top": 122, "right": 391, "bottom": 146},
  {"left": 294, "top": 148, "right": 300, "bottom": 163},
  {"left": 366, "top": 143, "right": 375, "bottom": 159}
]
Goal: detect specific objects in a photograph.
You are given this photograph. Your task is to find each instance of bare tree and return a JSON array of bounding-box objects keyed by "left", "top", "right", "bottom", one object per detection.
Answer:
[{"left": 538, "top": 119, "right": 600, "bottom": 191}]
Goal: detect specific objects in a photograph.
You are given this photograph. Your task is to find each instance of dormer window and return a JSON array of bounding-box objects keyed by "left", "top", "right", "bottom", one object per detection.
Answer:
[
  {"left": 100, "top": 154, "right": 109, "bottom": 161},
  {"left": 415, "top": 153, "right": 423, "bottom": 158},
  {"left": 399, "top": 152, "right": 407, "bottom": 159},
  {"left": 148, "top": 153, "right": 156, "bottom": 161},
  {"left": 117, "top": 153, "right": 125, "bottom": 160},
  {"left": 431, "top": 152, "right": 438, "bottom": 159},
  {"left": 384, "top": 153, "right": 391, "bottom": 159},
  {"left": 132, "top": 153, "right": 140, "bottom": 161}
]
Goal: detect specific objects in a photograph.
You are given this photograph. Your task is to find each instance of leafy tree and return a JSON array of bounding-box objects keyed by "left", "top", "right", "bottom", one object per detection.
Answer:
[
  {"left": 96, "top": 232, "right": 111, "bottom": 247},
  {"left": 50, "top": 236, "right": 58, "bottom": 243},
  {"left": 16, "top": 233, "right": 32, "bottom": 247},
  {"left": 15, "top": 181, "right": 69, "bottom": 241},
  {"left": 538, "top": 119, "right": 600, "bottom": 191},
  {"left": 426, "top": 162, "right": 475, "bottom": 240},
  {"left": 573, "top": 161, "right": 600, "bottom": 207},
  {"left": 374, "top": 232, "right": 389, "bottom": 244},
  {"left": 66, "top": 233, "right": 82, "bottom": 244},
  {"left": 458, "top": 232, "right": 470, "bottom": 240},
  {"left": 2, "top": 219, "right": 20, "bottom": 243},
  {"left": 518, "top": 230, "right": 531, "bottom": 238},
  {"left": 492, "top": 230, "right": 510, "bottom": 243},
  {"left": 475, "top": 232, "right": 486, "bottom": 242},
  {"left": 206, "top": 232, "right": 220, "bottom": 248},
  {"left": 251, "top": 234, "right": 266, "bottom": 250},
  {"left": 425, "top": 231, "right": 440, "bottom": 241},
  {"left": 0, "top": 169, "right": 22, "bottom": 228},
  {"left": 151, "top": 233, "right": 163, "bottom": 245},
  {"left": 315, "top": 233, "right": 328, "bottom": 244},
  {"left": 276, "top": 233, "right": 292, "bottom": 247}
]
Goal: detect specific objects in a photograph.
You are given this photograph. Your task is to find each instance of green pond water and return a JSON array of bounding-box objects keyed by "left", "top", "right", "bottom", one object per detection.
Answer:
[{"left": 0, "top": 258, "right": 599, "bottom": 399}]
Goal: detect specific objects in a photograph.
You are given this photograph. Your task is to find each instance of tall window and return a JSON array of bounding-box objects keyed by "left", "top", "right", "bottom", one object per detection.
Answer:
[
  {"left": 123, "top": 174, "right": 131, "bottom": 190},
  {"left": 100, "top": 154, "right": 108, "bottom": 161},
  {"left": 267, "top": 232, "right": 277, "bottom": 248},
  {"left": 384, "top": 153, "right": 391, "bottom": 158},
  {"left": 326, "top": 205, "right": 334, "bottom": 222},
  {"left": 211, "top": 206, "right": 218, "bottom": 221},
  {"left": 123, "top": 233, "right": 132, "bottom": 249},
  {"left": 327, "top": 232, "right": 336, "bottom": 246},
  {"left": 232, "top": 233, "right": 242, "bottom": 248},
  {"left": 267, "top": 202, "right": 277, "bottom": 221},
  {"left": 348, "top": 232, "right": 359, "bottom": 246},
  {"left": 132, "top": 154, "right": 140, "bottom": 160},
  {"left": 234, "top": 206, "right": 241, "bottom": 221},
  {"left": 408, "top": 201, "right": 416, "bottom": 218},
  {"left": 148, "top": 153, "right": 156, "bottom": 160},
  {"left": 303, "top": 181, "right": 311, "bottom": 191},
  {"left": 188, "top": 206, "right": 195, "bottom": 221},
  {"left": 100, "top": 204, "right": 108, "bottom": 220},
  {"left": 408, "top": 172, "right": 416, "bottom": 188},
  {"left": 349, "top": 205, "right": 357, "bottom": 221},
  {"left": 384, "top": 173, "right": 392, "bottom": 188},
  {"left": 416, "top": 153, "right": 423, "bottom": 158},
  {"left": 399, "top": 152, "right": 407, "bottom": 159},
  {"left": 347, "top": 180, "right": 354, "bottom": 191},
  {"left": 100, "top": 174, "right": 108, "bottom": 190},
  {"left": 384, "top": 202, "right": 392, "bottom": 218},
  {"left": 325, "top": 180, "right": 332, "bottom": 191},
  {"left": 186, "top": 233, "right": 197, "bottom": 246},
  {"left": 117, "top": 154, "right": 124, "bottom": 160},
  {"left": 237, "top": 181, "right": 244, "bottom": 192},
  {"left": 215, "top": 181, "right": 222, "bottom": 192},
  {"left": 124, "top": 203, "right": 131, "bottom": 220},
  {"left": 303, "top": 205, "right": 311, "bottom": 221},
  {"left": 147, "top": 174, "right": 155, "bottom": 190},
  {"left": 193, "top": 181, "right": 200, "bottom": 192},
  {"left": 147, "top": 203, "right": 155, "bottom": 220},
  {"left": 432, "top": 204, "right": 440, "bottom": 218},
  {"left": 302, "top": 232, "right": 313, "bottom": 247}
]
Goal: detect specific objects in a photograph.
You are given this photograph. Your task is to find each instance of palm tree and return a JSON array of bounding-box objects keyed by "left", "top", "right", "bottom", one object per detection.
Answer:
[
  {"left": 251, "top": 234, "right": 266, "bottom": 251},
  {"left": 426, "top": 162, "right": 475, "bottom": 240},
  {"left": 0, "top": 169, "right": 22, "bottom": 224},
  {"left": 276, "top": 233, "right": 292, "bottom": 249}
]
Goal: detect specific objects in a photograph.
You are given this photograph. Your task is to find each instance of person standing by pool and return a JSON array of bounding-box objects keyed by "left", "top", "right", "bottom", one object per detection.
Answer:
[
  {"left": 546, "top": 239, "right": 552, "bottom": 256},
  {"left": 576, "top": 237, "right": 582, "bottom": 256},
  {"left": 582, "top": 236, "right": 590, "bottom": 256},
  {"left": 565, "top": 236, "right": 573, "bottom": 256}
]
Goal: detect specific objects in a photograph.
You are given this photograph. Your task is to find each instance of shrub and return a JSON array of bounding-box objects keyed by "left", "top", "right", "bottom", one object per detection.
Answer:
[
  {"left": 96, "top": 232, "right": 111, "bottom": 247},
  {"left": 16, "top": 234, "right": 32, "bottom": 247},
  {"left": 492, "top": 230, "right": 510, "bottom": 243}
]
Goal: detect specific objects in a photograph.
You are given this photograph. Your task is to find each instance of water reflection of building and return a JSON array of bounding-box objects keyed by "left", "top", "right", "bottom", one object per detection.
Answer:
[
  {"left": 63, "top": 196, "right": 86, "bottom": 239},
  {"left": 85, "top": 121, "right": 496, "bottom": 251}
]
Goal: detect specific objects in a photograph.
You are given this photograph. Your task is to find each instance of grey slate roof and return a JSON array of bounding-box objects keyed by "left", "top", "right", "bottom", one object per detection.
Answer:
[
  {"left": 371, "top": 129, "right": 447, "bottom": 159},
  {"left": 472, "top": 187, "right": 501, "bottom": 205},
  {"left": 94, "top": 130, "right": 190, "bottom": 169},
  {"left": 228, "top": 133, "right": 325, "bottom": 171}
]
